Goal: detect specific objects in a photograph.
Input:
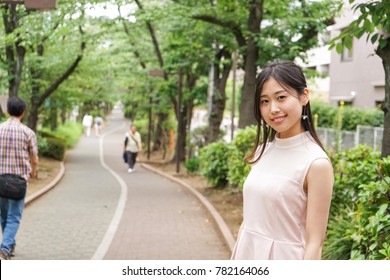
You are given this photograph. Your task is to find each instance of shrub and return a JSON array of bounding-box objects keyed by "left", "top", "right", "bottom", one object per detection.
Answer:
[
  {"left": 311, "top": 102, "right": 384, "bottom": 130},
  {"left": 37, "top": 122, "right": 82, "bottom": 160},
  {"left": 40, "top": 122, "right": 83, "bottom": 148},
  {"left": 37, "top": 134, "right": 49, "bottom": 156},
  {"left": 226, "top": 146, "right": 250, "bottom": 189},
  {"left": 323, "top": 146, "right": 390, "bottom": 259},
  {"left": 231, "top": 125, "right": 257, "bottom": 153},
  {"left": 184, "top": 157, "right": 200, "bottom": 174},
  {"left": 227, "top": 126, "right": 257, "bottom": 188},
  {"left": 38, "top": 136, "right": 66, "bottom": 161},
  {"left": 199, "top": 141, "right": 230, "bottom": 187},
  {"left": 54, "top": 122, "right": 83, "bottom": 148}
]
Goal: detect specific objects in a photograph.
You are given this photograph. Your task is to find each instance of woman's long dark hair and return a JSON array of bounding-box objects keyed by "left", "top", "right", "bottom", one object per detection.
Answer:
[{"left": 244, "top": 60, "right": 325, "bottom": 164}]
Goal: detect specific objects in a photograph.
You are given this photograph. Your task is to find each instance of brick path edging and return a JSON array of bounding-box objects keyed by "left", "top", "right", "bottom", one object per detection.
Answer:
[
  {"left": 25, "top": 162, "right": 65, "bottom": 207},
  {"left": 141, "top": 163, "right": 235, "bottom": 254}
]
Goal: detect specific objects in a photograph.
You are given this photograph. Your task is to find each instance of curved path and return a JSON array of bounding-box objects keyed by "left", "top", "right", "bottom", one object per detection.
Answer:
[{"left": 6, "top": 109, "right": 230, "bottom": 260}]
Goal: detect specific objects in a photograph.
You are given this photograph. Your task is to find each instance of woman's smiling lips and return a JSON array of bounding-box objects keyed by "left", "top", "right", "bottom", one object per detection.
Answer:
[{"left": 271, "top": 116, "right": 286, "bottom": 123}]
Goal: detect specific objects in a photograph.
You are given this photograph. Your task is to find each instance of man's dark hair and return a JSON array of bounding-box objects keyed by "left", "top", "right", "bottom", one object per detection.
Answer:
[{"left": 7, "top": 96, "right": 26, "bottom": 117}]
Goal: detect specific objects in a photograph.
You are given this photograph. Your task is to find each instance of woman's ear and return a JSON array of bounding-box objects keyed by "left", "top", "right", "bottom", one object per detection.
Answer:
[{"left": 301, "top": 88, "right": 309, "bottom": 106}]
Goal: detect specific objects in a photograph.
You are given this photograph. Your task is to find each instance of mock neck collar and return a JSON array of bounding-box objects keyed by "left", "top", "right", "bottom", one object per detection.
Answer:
[{"left": 274, "top": 131, "right": 311, "bottom": 149}]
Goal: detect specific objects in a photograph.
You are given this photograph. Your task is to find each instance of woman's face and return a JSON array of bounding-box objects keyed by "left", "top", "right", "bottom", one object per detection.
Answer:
[{"left": 259, "top": 77, "right": 308, "bottom": 139}]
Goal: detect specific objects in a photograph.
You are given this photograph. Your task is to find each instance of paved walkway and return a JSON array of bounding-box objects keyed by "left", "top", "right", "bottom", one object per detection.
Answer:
[{"left": 4, "top": 109, "right": 230, "bottom": 260}]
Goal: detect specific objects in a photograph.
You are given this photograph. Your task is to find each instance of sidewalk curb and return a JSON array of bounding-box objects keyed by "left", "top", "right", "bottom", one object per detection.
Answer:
[
  {"left": 25, "top": 162, "right": 65, "bottom": 207},
  {"left": 141, "top": 163, "right": 235, "bottom": 254}
]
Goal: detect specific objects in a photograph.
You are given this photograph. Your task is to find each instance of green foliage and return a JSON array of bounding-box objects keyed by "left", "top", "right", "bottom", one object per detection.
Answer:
[
  {"left": 342, "top": 106, "right": 384, "bottom": 130},
  {"left": 311, "top": 102, "right": 384, "bottom": 130},
  {"left": 196, "top": 125, "right": 256, "bottom": 188},
  {"left": 227, "top": 126, "right": 257, "bottom": 188},
  {"left": 37, "top": 121, "right": 83, "bottom": 160},
  {"left": 231, "top": 125, "right": 257, "bottom": 153},
  {"left": 40, "top": 122, "right": 83, "bottom": 148},
  {"left": 226, "top": 146, "right": 250, "bottom": 189},
  {"left": 329, "top": 1, "right": 390, "bottom": 52},
  {"left": 199, "top": 141, "right": 230, "bottom": 187},
  {"left": 37, "top": 132, "right": 66, "bottom": 161},
  {"left": 323, "top": 145, "right": 390, "bottom": 259},
  {"left": 36, "top": 134, "right": 49, "bottom": 158},
  {"left": 311, "top": 102, "right": 338, "bottom": 128},
  {"left": 184, "top": 157, "right": 200, "bottom": 174},
  {"left": 45, "top": 137, "right": 67, "bottom": 161}
]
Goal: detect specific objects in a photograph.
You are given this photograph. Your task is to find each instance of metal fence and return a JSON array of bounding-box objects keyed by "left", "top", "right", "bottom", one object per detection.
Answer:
[{"left": 317, "top": 125, "right": 384, "bottom": 152}]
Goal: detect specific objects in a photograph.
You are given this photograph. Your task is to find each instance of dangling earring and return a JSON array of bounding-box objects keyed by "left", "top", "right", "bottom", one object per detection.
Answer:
[{"left": 302, "top": 106, "right": 308, "bottom": 120}]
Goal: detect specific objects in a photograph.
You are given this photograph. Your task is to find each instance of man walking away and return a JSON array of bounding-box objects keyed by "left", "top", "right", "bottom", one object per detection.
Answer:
[{"left": 0, "top": 97, "right": 39, "bottom": 260}]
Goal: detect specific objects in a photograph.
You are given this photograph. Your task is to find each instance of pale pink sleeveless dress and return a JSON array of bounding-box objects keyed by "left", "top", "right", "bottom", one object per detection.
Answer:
[{"left": 231, "top": 132, "right": 329, "bottom": 260}]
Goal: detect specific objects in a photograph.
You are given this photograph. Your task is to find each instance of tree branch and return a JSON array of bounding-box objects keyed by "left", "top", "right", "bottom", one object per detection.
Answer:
[
  {"left": 118, "top": 5, "right": 147, "bottom": 69},
  {"left": 37, "top": 25, "right": 86, "bottom": 107},
  {"left": 192, "top": 14, "right": 246, "bottom": 48},
  {"left": 134, "top": 0, "right": 167, "bottom": 79}
]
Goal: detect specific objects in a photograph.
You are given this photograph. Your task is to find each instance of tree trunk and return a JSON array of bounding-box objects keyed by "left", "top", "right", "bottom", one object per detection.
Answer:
[
  {"left": 376, "top": 43, "right": 390, "bottom": 157},
  {"left": 27, "top": 42, "right": 84, "bottom": 131},
  {"left": 1, "top": 4, "right": 26, "bottom": 103},
  {"left": 206, "top": 48, "right": 232, "bottom": 144},
  {"left": 132, "top": 0, "right": 170, "bottom": 153},
  {"left": 27, "top": 43, "right": 44, "bottom": 130},
  {"left": 27, "top": 103, "right": 39, "bottom": 132},
  {"left": 60, "top": 107, "right": 67, "bottom": 125},
  {"left": 0, "top": 100, "right": 4, "bottom": 119},
  {"left": 238, "top": 0, "right": 263, "bottom": 128},
  {"left": 49, "top": 100, "right": 58, "bottom": 131}
]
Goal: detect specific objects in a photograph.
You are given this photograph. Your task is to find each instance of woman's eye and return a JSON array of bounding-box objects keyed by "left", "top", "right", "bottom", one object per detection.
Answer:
[
  {"left": 278, "top": 95, "right": 287, "bottom": 100},
  {"left": 260, "top": 99, "right": 268, "bottom": 104}
]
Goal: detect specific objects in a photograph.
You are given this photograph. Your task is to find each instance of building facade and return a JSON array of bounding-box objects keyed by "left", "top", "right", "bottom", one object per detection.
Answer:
[
  {"left": 301, "top": 0, "right": 385, "bottom": 109},
  {"left": 328, "top": 0, "right": 385, "bottom": 108}
]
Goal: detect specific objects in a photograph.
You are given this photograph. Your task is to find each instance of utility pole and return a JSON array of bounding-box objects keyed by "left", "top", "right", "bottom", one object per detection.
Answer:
[
  {"left": 147, "top": 96, "right": 152, "bottom": 160},
  {"left": 231, "top": 52, "right": 237, "bottom": 141},
  {"left": 176, "top": 68, "right": 183, "bottom": 173}
]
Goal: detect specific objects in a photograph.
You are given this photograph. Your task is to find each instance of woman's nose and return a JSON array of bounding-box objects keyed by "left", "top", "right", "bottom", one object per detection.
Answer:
[{"left": 271, "top": 101, "right": 280, "bottom": 113}]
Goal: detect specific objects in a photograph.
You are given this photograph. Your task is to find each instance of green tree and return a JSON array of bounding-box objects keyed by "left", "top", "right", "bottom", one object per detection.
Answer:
[
  {"left": 183, "top": 0, "right": 341, "bottom": 128},
  {"left": 328, "top": 0, "right": 390, "bottom": 157},
  {"left": 0, "top": 1, "right": 88, "bottom": 130}
]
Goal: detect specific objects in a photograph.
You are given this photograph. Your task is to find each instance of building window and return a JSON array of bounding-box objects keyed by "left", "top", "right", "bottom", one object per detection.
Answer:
[
  {"left": 320, "top": 31, "right": 331, "bottom": 46},
  {"left": 375, "top": 100, "right": 384, "bottom": 109},
  {"left": 341, "top": 37, "right": 353, "bottom": 61},
  {"left": 338, "top": 100, "right": 353, "bottom": 106}
]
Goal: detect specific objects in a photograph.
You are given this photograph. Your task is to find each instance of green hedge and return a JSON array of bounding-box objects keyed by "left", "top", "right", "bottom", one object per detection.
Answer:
[
  {"left": 39, "top": 122, "right": 83, "bottom": 148},
  {"left": 199, "top": 141, "right": 230, "bottom": 187},
  {"left": 37, "top": 134, "right": 66, "bottom": 161},
  {"left": 37, "top": 122, "right": 83, "bottom": 160},
  {"left": 323, "top": 146, "right": 390, "bottom": 260},
  {"left": 227, "top": 126, "right": 257, "bottom": 188},
  {"left": 311, "top": 102, "right": 384, "bottom": 130},
  {"left": 184, "top": 157, "right": 200, "bottom": 174},
  {"left": 198, "top": 125, "right": 256, "bottom": 188}
]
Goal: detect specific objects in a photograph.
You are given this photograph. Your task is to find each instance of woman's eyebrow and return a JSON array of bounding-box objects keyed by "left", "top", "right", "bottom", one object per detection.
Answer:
[{"left": 260, "top": 89, "right": 287, "bottom": 97}]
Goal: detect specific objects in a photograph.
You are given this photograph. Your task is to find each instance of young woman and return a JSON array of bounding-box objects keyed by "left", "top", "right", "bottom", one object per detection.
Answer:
[{"left": 231, "top": 60, "right": 334, "bottom": 260}]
